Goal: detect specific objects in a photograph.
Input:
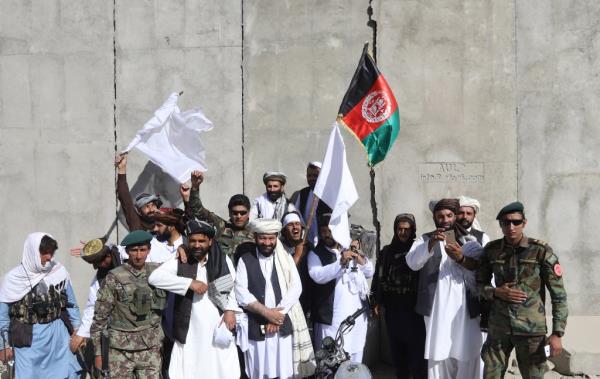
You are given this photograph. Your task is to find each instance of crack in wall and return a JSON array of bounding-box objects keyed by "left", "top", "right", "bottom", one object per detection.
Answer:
[
  {"left": 113, "top": 0, "right": 119, "bottom": 241},
  {"left": 241, "top": 0, "right": 246, "bottom": 194}
]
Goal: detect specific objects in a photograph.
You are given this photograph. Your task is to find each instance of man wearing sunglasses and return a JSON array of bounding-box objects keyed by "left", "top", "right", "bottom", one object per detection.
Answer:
[
  {"left": 477, "top": 201, "right": 568, "bottom": 379},
  {"left": 187, "top": 170, "right": 254, "bottom": 262}
]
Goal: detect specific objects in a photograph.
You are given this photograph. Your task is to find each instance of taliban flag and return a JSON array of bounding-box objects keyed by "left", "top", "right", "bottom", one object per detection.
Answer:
[{"left": 338, "top": 43, "right": 399, "bottom": 166}]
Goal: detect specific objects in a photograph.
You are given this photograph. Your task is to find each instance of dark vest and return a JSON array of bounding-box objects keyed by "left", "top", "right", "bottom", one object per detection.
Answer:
[
  {"left": 470, "top": 229, "right": 485, "bottom": 245},
  {"left": 414, "top": 233, "right": 479, "bottom": 318},
  {"left": 172, "top": 260, "right": 199, "bottom": 344},
  {"left": 298, "top": 187, "right": 331, "bottom": 220},
  {"left": 310, "top": 243, "right": 337, "bottom": 325},
  {"left": 241, "top": 252, "right": 293, "bottom": 341},
  {"left": 415, "top": 233, "right": 443, "bottom": 317}
]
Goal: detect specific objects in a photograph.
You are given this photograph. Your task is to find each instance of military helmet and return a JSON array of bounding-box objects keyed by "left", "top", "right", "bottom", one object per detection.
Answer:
[{"left": 81, "top": 237, "right": 111, "bottom": 264}]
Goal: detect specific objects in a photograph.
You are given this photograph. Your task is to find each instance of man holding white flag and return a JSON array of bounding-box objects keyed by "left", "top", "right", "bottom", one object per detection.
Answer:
[
  {"left": 312, "top": 123, "right": 359, "bottom": 249},
  {"left": 123, "top": 92, "right": 214, "bottom": 184},
  {"left": 308, "top": 123, "right": 373, "bottom": 363}
]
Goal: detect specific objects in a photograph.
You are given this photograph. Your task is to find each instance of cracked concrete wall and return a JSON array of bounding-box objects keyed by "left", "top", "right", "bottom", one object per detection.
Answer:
[{"left": 1, "top": 0, "right": 599, "bottom": 372}]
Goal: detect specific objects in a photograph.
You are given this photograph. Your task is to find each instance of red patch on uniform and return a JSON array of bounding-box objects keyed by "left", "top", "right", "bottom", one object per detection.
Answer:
[{"left": 553, "top": 264, "right": 563, "bottom": 277}]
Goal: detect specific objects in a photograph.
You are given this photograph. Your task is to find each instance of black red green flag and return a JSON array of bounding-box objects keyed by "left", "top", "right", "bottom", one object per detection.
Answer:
[{"left": 338, "top": 43, "right": 399, "bottom": 166}]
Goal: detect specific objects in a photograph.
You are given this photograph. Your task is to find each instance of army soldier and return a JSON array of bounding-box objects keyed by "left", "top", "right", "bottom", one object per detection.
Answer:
[
  {"left": 187, "top": 170, "right": 253, "bottom": 261},
  {"left": 478, "top": 202, "right": 568, "bottom": 379},
  {"left": 91, "top": 230, "right": 167, "bottom": 378}
]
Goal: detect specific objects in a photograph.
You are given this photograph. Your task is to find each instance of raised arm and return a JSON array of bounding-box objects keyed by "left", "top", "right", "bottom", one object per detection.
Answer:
[{"left": 115, "top": 154, "right": 142, "bottom": 231}]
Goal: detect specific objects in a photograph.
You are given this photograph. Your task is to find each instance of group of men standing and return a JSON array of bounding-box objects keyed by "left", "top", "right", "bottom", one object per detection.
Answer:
[
  {"left": 371, "top": 197, "right": 568, "bottom": 379},
  {"left": 0, "top": 154, "right": 568, "bottom": 379}
]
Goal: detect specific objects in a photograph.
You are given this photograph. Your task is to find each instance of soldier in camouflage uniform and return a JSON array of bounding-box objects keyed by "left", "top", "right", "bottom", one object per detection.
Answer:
[
  {"left": 187, "top": 170, "right": 253, "bottom": 262},
  {"left": 91, "top": 230, "right": 167, "bottom": 378},
  {"left": 477, "top": 202, "right": 568, "bottom": 379}
]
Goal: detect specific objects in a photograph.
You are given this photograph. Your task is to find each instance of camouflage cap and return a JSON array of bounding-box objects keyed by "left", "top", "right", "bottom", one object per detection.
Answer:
[
  {"left": 121, "top": 230, "right": 153, "bottom": 247},
  {"left": 81, "top": 237, "right": 110, "bottom": 264},
  {"left": 496, "top": 201, "right": 524, "bottom": 220}
]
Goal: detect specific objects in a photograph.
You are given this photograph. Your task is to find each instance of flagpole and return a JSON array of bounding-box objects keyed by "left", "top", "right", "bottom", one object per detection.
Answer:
[
  {"left": 367, "top": 1, "right": 382, "bottom": 258},
  {"left": 303, "top": 195, "right": 320, "bottom": 245}
]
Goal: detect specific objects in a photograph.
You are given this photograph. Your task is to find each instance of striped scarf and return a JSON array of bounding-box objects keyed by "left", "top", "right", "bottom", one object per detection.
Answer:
[{"left": 274, "top": 241, "right": 316, "bottom": 377}]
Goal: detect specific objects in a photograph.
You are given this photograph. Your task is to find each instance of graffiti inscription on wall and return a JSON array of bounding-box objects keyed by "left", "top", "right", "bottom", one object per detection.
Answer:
[{"left": 419, "top": 162, "right": 484, "bottom": 183}]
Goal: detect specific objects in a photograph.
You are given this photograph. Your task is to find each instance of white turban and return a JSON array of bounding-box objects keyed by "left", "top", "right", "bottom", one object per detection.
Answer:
[
  {"left": 458, "top": 196, "right": 480, "bottom": 213},
  {"left": 458, "top": 195, "right": 482, "bottom": 231},
  {"left": 249, "top": 219, "right": 282, "bottom": 234},
  {"left": 282, "top": 212, "right": 302, "bottom": 227},
  {"left": 308, "top": 161, "right": 322, "bottom": 169}
]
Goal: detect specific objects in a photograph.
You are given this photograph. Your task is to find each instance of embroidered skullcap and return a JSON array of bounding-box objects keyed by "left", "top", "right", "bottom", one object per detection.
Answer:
[{"left": 81, "top": 237, "right": 111, "bottom": 264}]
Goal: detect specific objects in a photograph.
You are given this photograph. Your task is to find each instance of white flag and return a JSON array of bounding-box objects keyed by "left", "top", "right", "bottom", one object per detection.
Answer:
[
  {"left": 313, "top": 122, "right": 359, "bottom": 248},
  {"left": 123, "top": 92, "right": 213, "bottom": 183}
]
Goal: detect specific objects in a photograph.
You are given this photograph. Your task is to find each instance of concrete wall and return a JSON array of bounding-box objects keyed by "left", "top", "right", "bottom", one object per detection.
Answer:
[{"left": 1, "top": 0, "right": 598, "bottom": 373}]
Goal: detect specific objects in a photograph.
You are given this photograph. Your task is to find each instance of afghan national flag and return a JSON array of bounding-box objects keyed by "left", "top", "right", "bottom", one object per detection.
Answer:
[{"left": 338, "top": 43, "right": 400, "bottom": 166}]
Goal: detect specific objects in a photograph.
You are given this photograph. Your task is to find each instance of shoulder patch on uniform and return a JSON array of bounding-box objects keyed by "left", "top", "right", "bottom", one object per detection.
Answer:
[
  {"left": 553, "top": 263, "right": 563, "bottom": 277},
  {"left": 530, "top": 238, "right": 548, "bottom": 246}
]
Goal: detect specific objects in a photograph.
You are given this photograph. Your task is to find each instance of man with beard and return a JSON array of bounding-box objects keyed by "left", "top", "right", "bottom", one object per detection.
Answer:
[
  {"left": 235, "top": 219, "right": 314, "bottom": 378},
  {"left": 406, "top": 199, "right": 484, "bottom": 379},
  {"left": 115, "top": 153, "right": 163, "bottom": 231},
  {"left": 371, "top": 214, "right": 427, "bottom": 379},
  {"left": 290, "top": 162, "right": 331, "bottom": 245},
  {"left": 308, "top": 214, "right": 374, "bottom": 363},
  {"left": 186, "top": 170, "right": 253, "bottom": 260},
  {"left": 91, "top": 230, "right": 167, "bottom": 378},
  {"left": 0, "top": 233, "right": 82, "bottom": 378},
  {"left": 149, "top": 220, "right": 240, "bottom": 378},
  {"left": 250, "top": 172, "right": 296, "bottom": 222},
  {"left": 457, "top": 196, "right": 490, "bottom": 247},
  {"left": 70, "top": 238, "right": 123, "bottom": 373},
  {"left": 151, "top": 208, "right": 186, "bottom": 262}
]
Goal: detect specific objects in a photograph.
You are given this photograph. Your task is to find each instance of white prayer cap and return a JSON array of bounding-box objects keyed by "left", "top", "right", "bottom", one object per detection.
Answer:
[
  {"left": 307, "top": 161, "right": 322, "bottom": 169},
  {"left": 262, "top": 171, "right": 287, "bottom": 184},
  {"left": 282, "top": 212, "right": 302, "bottom": 227},
  {"left": 249, "top": 219, "right": 282, "bottom": 234},
  {"left": 458, "top": 196, "right": 480, "bottom": 213},
  {"left": 428, "top": 200, "right": 439, "bottom": 213}
]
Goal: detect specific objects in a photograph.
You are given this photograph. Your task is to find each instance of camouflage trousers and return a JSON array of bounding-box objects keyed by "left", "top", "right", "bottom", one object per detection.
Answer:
[
  {"left": 108, "top": 346, "right": 162, "bottom": 379},
  {"left": 482, "top": 334, "right": 547, "bottom": 379}
]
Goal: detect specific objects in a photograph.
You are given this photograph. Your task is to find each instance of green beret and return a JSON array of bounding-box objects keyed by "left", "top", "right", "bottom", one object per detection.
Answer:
[
  {"left": 496, "top": 201, "right": 524, "bottom": 220},
  {"left": 121, "top": 230, "right": 153, "bottom": 247}
]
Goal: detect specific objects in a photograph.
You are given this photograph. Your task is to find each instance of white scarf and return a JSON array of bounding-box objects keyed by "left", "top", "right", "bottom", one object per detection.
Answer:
[
  {"left": 274, "top": 241, "right": 316, "bottom": 378},
  {"left": 0, "top": 232, "right": 69, "bottom": 303}
]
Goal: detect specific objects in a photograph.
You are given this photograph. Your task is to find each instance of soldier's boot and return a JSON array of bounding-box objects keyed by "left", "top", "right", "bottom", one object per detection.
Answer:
[{"left": 514, "top": 336, "right": 547, "bottom": 379}]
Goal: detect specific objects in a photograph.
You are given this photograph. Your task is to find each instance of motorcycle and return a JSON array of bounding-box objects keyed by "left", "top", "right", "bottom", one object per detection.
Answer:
[{"left": 314, "top": 307, "right": 372, "bottom": 379}]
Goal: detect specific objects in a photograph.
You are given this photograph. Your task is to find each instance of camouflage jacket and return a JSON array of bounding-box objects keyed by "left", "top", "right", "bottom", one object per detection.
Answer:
[
  {"left": 91, "top": 262, "right": 166, "bottom": 354},
  {"left": 188, "top": 188, "right": 253, "bottom": 261},
  {"left": 477, "top": 235, "right": 568, "bottom": 337}
]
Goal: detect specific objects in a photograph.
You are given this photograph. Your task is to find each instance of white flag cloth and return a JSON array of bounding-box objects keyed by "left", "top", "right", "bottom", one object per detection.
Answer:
[
  {"left": 313, "top": 123, "right": 359, "bottom": 249},
  {"left": 123, "top": 92, "right": 214, "bottom": 183}
]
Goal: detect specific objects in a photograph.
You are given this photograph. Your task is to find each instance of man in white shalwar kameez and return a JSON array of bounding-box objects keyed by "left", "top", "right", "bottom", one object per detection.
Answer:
[
  {"left": 308, "top": 217, "right": 374, "bottom": 363},
  {"left": 235, "top": 219, "right": 304, "bottom": 379},
  {"left": 250, "top": 172, "right": 297, "bottom": 222},
  {"left": 149, "top": 220, "right": 240, "bottom": 379},
  {"left": 406, "top": 198, "right": 484, "bottom": 379}
]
